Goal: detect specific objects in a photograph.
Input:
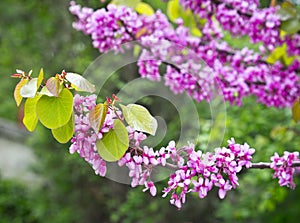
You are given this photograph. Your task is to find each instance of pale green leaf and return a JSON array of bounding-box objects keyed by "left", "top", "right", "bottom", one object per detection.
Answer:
[
  {"left": 89, "top": 103, "right": 108, "bottom": 133},
  {"left": 65, "top": 72, "right": 95, "bottom": 93},
  {"left": 40, "top": 86, "right": 55, "bottom": 97},
  {"left": 266, "top": 43, "right": 295, "bottom": 66},
  {"left": 135, "top": 2, "right": 154, "bottom": 16},
  {"left": 167, "top": 0, "right": 180, "bottom": 21},
  {"left": 14, "top": 79, "right": 28, "bottom": 106},
  {"left": 36, "top": 88, "right": 73, "bottom": 129},
  {"left": 23, "top": 95, "right": 41, "bottom": 132},
  {"left": 191, "top": 27, "right": 202, "bottom": 37},
  {"left": 37, "top": 68, "right": 44, "bottom": 88},
  {"left": 20, "top": 78, "right": 38, "bottom": 98},
  {"left": 133, "top": 45, "right": 141, "bottom": 57},
  {"left": 167, "top": 0, "right": 202, "bottom": 37},
  {"left": 110, "top": 0, "right": 140, "bottom": 8},
  {"left": 277, "top": 1, "right": 296, "bottom": 21},
  {"left": 281, "top": 18, "right": 300, "bottom": 35},
  {"left": 96, "top": 119, "right": 129, "bottom": 162},
  {"left": 46, "top": 77, "right": 60, "bottom": 97},
  {"left": 51, "top": 114, "right": 74, "bottom": 143},
  {"left": 120, "top": 103, "right": 157, "bottom": 135}
]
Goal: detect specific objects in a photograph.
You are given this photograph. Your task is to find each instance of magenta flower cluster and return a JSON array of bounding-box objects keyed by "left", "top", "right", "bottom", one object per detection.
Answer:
[
  {"left": 70, "top": 94, "right": 115, "bottom": 177},
  {"left": 118, "top": 130, "right": 184, "bottom": 197},
  {"left": 185, "top": 0, "right": 281, "bottom": 50},
  {"left": 69, "top": 1, "right": 300, "bottom": 108},
  {"left": 180, "top": 0, "right": 300, "bottom": 66},
  {"left": 162, "top": 138, "right": 255, "bottom": 209},
  {"left": 270, "top": 151, "right": 300, "bottom": 189},
  {"left": 117, "top": 134, "right": 267, "bottom": 210}
]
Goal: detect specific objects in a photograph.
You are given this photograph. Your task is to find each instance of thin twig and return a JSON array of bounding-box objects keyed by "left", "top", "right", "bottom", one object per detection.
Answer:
[
  {"left": 250, "top": 160, "right": 300, "bottom": 169},
  {"left": 164, "top": 162, "right": 179, "bottom": 171},
  {"left": 161, "top": 160, "right": 300, "bottom": 171}
]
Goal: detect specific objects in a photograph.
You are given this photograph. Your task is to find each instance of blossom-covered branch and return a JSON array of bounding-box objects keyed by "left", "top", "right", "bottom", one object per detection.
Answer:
[
  {"left": 10, "top": 0, "right": 300, "bottom": 212},
  {"left": 70, "top": 1, "right": 300, "bottom": 108},
  {"left": 71, "top": 94, "right": 300, "bottom": 210}
]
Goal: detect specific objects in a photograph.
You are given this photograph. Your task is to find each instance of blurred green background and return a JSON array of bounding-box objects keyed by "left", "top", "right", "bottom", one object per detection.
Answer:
[{"left": 0, "top": 0, "right": 299, "bottom": 222}]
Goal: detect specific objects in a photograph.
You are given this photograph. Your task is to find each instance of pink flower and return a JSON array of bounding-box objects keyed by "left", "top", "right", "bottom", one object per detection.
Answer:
[
  {"left": 143, "top": 181, "right": 157, "bottom": 196},
  {"left": 270, "top": 151, "right": 299, "bottom": 189}
]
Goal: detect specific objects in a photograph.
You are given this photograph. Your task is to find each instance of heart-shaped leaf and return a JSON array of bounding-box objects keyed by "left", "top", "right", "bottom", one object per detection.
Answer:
[
  {"left": 96, "top": 119, "right": 129, "bottom": 162},
  {"left": 36, "top": 88, "right": 73, "bottom": 129},
  {"left": 89, "top": 103, "right": 108, "bottom": 132},
  {"left": 20, "top": 78, "right": 38, "bottom": 98},
  {"left": 65, "top": 72, "right": 95, "bottom": 93},
  {"left": 51, "top": 114, "right": 74, "bottom": 143},
  {"left": 120, "top": 103, "right": 157, "bottom": 135},
  {"left": 14, "top": 79, "right": 28, "bottom": 106},
  {"left": 46, "top": 77, "right": 60, "bottom": 97},
  {"left": 23, "top": 95, "right": 41, "bottom": 132}
]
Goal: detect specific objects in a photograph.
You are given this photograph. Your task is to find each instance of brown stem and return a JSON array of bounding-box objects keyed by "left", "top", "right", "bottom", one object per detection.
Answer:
[
  {"left": 270, "top": 0, "right": 277, "bottom": 7},
  {"left": 250, "top": 160, "right": 300, "bottom": 169}
]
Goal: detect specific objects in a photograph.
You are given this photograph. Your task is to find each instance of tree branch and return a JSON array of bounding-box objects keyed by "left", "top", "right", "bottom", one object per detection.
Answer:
[
  {"left": 164, "top": 162, "right": 179, "bottom": 171},
  {"left": 161, "top": 160, "right": 300, "bottom": 171},
  {"left": 250, "top": 160, "right": 300, "bottom": 169}
]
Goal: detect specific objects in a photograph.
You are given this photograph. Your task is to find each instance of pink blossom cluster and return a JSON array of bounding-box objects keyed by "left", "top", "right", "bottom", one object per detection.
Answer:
[
  {"left": 70, "top": 1, "right": 141, "bottom": 52},
  {"left": 270, "top": 151, "right": 300, "bottom": 189},
  {"left": 181, "top": 0, "right": 300, "bottom": 58},
  {"left": 181, "top": 0, "right": 280, "bottom": 50},
  {"left": 285, "top": 34, "right": 300, "bottom": 57},
  {"left": 70, "top": 94, "right": 115, "bottom": 176},
  {"left": 69, "top": 1, "right": 170, "bottom": 53},
  {"left": 118, "top": 130, "right": 182, "bottom": 196},
  {"left": 162, "top": 138, "right": 255, "bottom": 209},
  {"left": 69, "top": 1, "right": 300, "bottom": 108}
]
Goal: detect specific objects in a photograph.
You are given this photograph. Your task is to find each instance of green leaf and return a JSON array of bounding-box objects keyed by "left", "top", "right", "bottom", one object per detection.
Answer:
[
  {"left": 167, "top": 0, "right": 181, "bottom": 21},
  {"left": 51, "top": 114, "right": 74, "bottom": 143},
  {"left": 120, "top": 103, "right": 157, "bottom": 135},
  {"left": 36, "top": 88, "right": 73, "bottom": 129},
  {"left": 266, "top": 43, "right": 295, "bottom": 66},
  {"left": 89, "top": 103, "right": 108, "bottom": 133},
  {"left": 46, "top": 77, "right": 60, "bottom": 97},
  {"left": 96, "top": 119, "right": 129, "bottom": 162},
  {"left": 277, "top": 2, "right": 296, "bottom": 21},
  {"left": 14, "top": 79, "right": 28, "bottom": 106},
  {"left": 110, "top": 0, "right": 140, "bottom": 8},
  {"left": 133, "top": 45, "right": 141, "bottom": 57},
  {"left": 20, "top": 78, "right": 38, "bottom": 98},
  {"left": 37, "top": 68, "right": 44, "bottom": 88},
  {"left": 65, "top": 72, "right": 96, "bottom": 93},
  {"left": 135, "top": 2, "right": 154, "bottom": 16},
  {"left": 281, "top": 18, "right": 300, "bottom": 35},
  {"left": 40, "top": 86, "right": 55, "bottom": 97},
  {"left": 167, "top": 0, "right": 202, "bottom": 37},
  {"left": 292, "top": 98, "right": 300, "bottom": 123},
  {"left": 23, "top": 95, "right": 41, "bottom": 132}
]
